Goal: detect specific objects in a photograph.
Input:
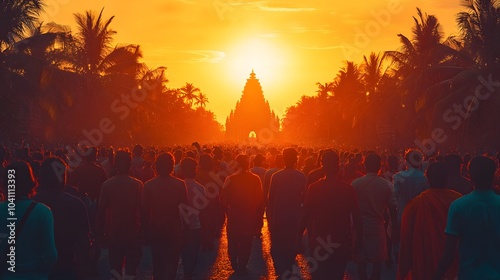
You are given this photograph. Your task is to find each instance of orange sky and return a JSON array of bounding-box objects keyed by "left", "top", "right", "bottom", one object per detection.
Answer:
[{"left": 40, "top": 0, "right": 464, "bottom": 123}]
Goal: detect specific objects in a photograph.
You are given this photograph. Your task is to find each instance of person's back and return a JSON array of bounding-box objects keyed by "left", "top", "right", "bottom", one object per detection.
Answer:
[
  {"left": 0, "top": 162, "right": 57, "bottom": 279},
  {"left": 351, "top": 154, "right": 397, "bottom": 280},
  {"left": 33, "top": 158, "right": 90, "bottom": 279},
  {"left": 393, "top": 150, "right": 428, "bottom": 222},
  {"left": 269, "top": 168, "right": 306, "bottom": 227},
  {"left": 221, "top": 170, "right": 263, "bottom": 235},
  {"left": 96, "top": 151, "right": 143, "bottom": 279},
  {"left": 220, "top": 154, "right": 264, "bottom": 272},
  {"left": 398, "top": 162, "right": 460, "bottom": 280},
  {"left": 142, "top": 153, "right": 188, "bottom": 280},
  {"left": 143, "top": 175, "right": 187, "bottom": 237},
  {"left": 268, "top": 148, "right": 306, "bottom": 277},
  {"left": 435, "top": 156, "right": 500, "bottom": 280},
  {"left": 302, "top": 151, "right": 362, "bottom": 280},
  {"left": 352, "top": 173, "right": 395, "bottom": 233},
  {"left": 98, "top": 175, "right": 142, "bottom": 237},
  {"left": 445, "top": 191, "right": 500, "bottom": 279},
  {"left": 71, "top": 149, "right": 107, "bottom": 201}
]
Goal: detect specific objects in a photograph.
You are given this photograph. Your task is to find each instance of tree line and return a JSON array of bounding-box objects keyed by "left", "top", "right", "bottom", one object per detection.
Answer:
[{"left": 283, "top": 2, "right": 500, "bottom": 151}]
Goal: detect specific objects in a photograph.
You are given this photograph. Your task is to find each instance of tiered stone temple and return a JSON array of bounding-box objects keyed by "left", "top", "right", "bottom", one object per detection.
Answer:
[{"left": 225, "top": 70, "right": 279, "bottom": 141}]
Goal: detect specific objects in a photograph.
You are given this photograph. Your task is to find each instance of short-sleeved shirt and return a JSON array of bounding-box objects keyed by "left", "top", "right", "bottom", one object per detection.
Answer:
[
  {"left": 445, "top": 190, "right": 500, "bottom": 280},
  {"left": 352, "top": 173, "right": 396, "bottom": 232},
  {"left": 97, "top": 175, "right": 143, "bottom": 238}
]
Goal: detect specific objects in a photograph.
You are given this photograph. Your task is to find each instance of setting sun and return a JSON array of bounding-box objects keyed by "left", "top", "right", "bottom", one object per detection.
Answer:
[{"left": 226, "top": 38, "right": 287, "bottom": 90}]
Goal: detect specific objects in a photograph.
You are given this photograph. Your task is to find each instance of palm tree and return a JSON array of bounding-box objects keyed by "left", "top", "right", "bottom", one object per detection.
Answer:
[
  {"left": 195, "top": 92, "right": 209, "bottom": 108},
  {"left": 0, "top": 0, "right": 44, "bottom": 50},
  {"left": 70, "top": 8, "right": 144, "bottom": 81},
  {"left": 315, "top": 82, "right": 333, "bottom": 99},
  {"left": 179, "top": 82, "right": 201, "bottom": 107},
  {"left": 457, "top": 0, "right": 500, "bottom": 72}
]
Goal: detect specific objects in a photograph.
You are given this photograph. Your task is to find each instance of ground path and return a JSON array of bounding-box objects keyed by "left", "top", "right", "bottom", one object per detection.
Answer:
[{"left": 95, "top": 220, "right": 396, "bottom": 280}]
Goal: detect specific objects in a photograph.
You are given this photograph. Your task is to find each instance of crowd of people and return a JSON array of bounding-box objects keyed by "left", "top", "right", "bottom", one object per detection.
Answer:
[{"left": 0, "top": 143, "right": 500, "bottom": 280}]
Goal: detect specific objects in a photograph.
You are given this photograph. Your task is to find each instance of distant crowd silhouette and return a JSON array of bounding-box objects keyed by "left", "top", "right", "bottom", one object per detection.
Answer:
[{"left": 1, "top": 143, "right": 500, "bottom": 280}]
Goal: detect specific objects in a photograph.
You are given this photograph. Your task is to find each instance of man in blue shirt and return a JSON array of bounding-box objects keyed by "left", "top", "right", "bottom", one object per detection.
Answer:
[{"left": 434, "top": 156, "right": 500, "bottom": 280}]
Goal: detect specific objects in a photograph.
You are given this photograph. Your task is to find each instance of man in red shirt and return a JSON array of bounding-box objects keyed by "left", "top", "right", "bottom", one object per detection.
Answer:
[{"left": 301, "top": 150, "right": 362, "bottom": 280}]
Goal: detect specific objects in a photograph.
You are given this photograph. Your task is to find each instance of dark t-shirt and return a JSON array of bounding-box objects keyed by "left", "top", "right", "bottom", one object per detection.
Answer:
[
  {"left": 220, "top": 171, "right": 264, "bottom": 236},
  {"left": 70, "top": 162, "right": 107, "bottom": 200},
  {"left": 33, "top": 189, "right": 90, "bottom": 271},
  {"left": 97, "top": 175, "right": 143, "bottom": 239},
  {"left": 303, "top": 178, "right": 362, "bottom": 248},
  {"left": 142, "top": 175, "right": 188, "bottom": 240}
]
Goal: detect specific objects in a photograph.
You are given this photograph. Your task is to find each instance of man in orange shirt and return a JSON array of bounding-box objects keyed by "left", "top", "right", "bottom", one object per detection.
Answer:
[{"left": 397, "top": 161, "right": 460, "bottom": 280}]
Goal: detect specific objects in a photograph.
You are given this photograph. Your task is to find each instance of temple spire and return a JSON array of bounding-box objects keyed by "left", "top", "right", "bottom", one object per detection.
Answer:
[{"left": 250, "top": 69, "right": 256, "bottom": 79}]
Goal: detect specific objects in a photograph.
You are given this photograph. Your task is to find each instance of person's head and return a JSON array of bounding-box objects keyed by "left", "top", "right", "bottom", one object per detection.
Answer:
[
  {"left": 469, "top": 156, "right": 496, "bottom": 190},
  {"left": 405, "top": 149, "right": 423, "bottom": 169},
  {"left": 114, "top": 151, "right": 132, "bottom": 175},
  {"left": 39, "top": 157, "right": 67, "bottom": 191},
  {"left": 283, "top": 148, "right": 298, "bottom": 168},
  {"left": 364, "top": 153, "right": 381, "bottom": 173},
  {"left": 133, "top": 144, "right": 144, "bottom": 157},
  {"left": 2, "top": 161, "right": 36, "bottom": 198},
  {"left": 213, "top": 147, "right": 223, "bottom": 161},
  {"left": 173, "top": 149, "right": 183, "bottom": 164},
  {"left": 156, "top": 153, "right": 175, "bottom": 177},
  {"left": 426, "top": 161, "right": 449, "bottom": 189},
  {"left": 235, "top": 154, "right": 250, "bottom": 171},
  {"left": 181, "top": 157, "right": 197, "bottom": 179},
  {"left": 199, "top": 154, "right": 213, "bottom": 172},
  {"left": 387, "top": 155, "right": 399, "bottom": 171},
  {"left": 83, "top": 147, "right": 97, "bottom": 163},
  {"left": 275, "top": 154, "right": 284, "bottom": 169},
  {"left": 253, "top": 154, "right": 264, "bottom": 167},
  {"left": 444, "top": 154, "right": 462, "bottom": 175},
  {"left": 321, "top": 150, "right": 340, "bottom": 176}
]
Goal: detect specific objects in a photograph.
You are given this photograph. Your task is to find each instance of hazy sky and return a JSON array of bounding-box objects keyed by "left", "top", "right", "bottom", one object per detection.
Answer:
[{"left": 40, "top": 0, "right": 464, "bottom": 123}]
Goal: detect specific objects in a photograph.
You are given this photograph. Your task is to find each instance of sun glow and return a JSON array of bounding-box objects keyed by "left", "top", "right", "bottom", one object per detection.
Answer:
[{"left": 226, "top": 38, "right": 287, "bottom": 90}]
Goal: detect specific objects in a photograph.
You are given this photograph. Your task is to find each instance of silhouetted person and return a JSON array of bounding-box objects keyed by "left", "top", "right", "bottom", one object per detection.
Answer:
[
  {"left": 96, "top": 151, "right": 143, "bottom": 279},
  {"left": 305, "top": 149, "right": 329, "bottom": 188},
  {"left": 393, "top": 149, "right": 429, "bottom": 224},
  {"left": 180, "top": 157, "right": 205, "bottom": 280},
  {"left": 382, "top": 155, "right": 400, "bottom": 182},
  {"left": 142, "top": 153, "right": 189, "bottom": 280},
  {"left": 220, "top": 154, "right": 264, "bottom": 273},
  {"left": 69, "top": 147, "right": 107, "bottom": 226},
  {"left": 130, "top": 144, "right": 145, "bottom": 181},
  {"left": 444, "top": 154, "right": 474, "bottom": 195},
  {"left": 268, "top": 148, "right": 306, "bottom": 277},
  {"left": 434, "top": 156, "right": 500, "bottom": 280},
  {"left": 196, "top": 154, "right": 222, "bottom": 251},
  {"left": 352, "top": 153, "right": 397, "bottom": 280},
  {"left": 0, "top": 161, "right": 58, "bottom": 279},
  {"left": 301, "top": 150, "right": 362, "bottom": 280},
  {"left": 250, "top": 153, "right": 267, "bottom": 237},
  {"left": 398, "top": 162, "right": 461, "bottom": 280},
  {"left": 263, "top": 154, "right": 284, "bottom": 206},
  {"left": 33, "top": 157, "right": 91, "bottom": 279}
]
